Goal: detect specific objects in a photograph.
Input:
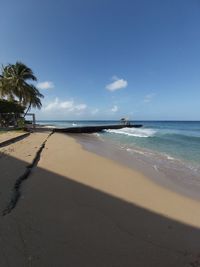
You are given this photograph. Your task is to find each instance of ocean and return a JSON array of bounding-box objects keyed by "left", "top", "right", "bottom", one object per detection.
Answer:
[
  {"left": 38, "top": 120, "right": 200, "bottom": 166},
  {"left": 38, "top": 120, "right": 200, "bottom": 198}
]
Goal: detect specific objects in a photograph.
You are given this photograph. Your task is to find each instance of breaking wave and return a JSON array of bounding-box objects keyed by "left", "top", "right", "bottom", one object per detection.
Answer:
[{"left": 104, "top": 127, "right": 156, "bottom": 138}]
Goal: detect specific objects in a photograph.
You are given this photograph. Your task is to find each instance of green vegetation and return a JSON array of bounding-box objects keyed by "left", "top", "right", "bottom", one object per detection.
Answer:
[
  {"left": 0, "top": 99, "right": 25, "bottom": 113},
  {"left": 0, "top": 62, "right": 43, "bottom": 127},
  {"left": 0, "top": 99, "right": 26, "bottom": 127}
]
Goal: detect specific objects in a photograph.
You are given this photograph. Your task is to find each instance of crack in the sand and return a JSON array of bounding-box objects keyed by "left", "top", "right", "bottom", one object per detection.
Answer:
[{"left": 2, "top": 132, "right": 53, "bottom": 216}]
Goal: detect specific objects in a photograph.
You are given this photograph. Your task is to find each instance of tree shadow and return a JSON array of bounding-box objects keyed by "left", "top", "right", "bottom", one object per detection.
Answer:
[{"left": 0, "top": 153, "right": 200, "bottom": 267}]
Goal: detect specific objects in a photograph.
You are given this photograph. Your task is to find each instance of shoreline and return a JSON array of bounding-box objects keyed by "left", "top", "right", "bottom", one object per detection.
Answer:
[
  {"left": 35, "top": 133, "right": 200, "bottom": 227},
  {"left": 74, "top": 133, "right": 200, "bottom": 201},
  {"left": 1, "top": 132, "right": 200, "bottom": 266},
  {"left": 37, "top": 120, "right": 200, "bottom": 167}
]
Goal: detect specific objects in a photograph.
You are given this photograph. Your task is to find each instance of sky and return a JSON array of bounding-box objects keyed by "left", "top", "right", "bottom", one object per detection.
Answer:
[{"left": 0, "top": 0, "right": 200, "bottom": 120}]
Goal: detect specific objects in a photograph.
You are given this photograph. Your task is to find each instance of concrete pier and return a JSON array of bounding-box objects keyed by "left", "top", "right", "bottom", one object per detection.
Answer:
[{"left": 54, "top": 124, "right": 142, "bottom": 133}]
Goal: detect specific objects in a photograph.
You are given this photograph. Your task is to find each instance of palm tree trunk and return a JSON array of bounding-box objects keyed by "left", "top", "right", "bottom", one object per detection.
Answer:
[{"left": 24, "top": 103, "right": 31, "bottom": 117}]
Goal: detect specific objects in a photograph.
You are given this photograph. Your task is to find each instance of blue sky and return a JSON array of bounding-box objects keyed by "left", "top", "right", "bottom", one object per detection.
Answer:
[{"left": 1, "top": 0, "right": 200, "bottom": 120}]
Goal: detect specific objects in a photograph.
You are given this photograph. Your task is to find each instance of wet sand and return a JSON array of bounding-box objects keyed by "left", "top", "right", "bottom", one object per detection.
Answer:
[
  {"left": 75, "top": 133, "right": 200, "bottom": 201},
  {"left": 0, "top": 132, "right": 200, "bottom": 266}
]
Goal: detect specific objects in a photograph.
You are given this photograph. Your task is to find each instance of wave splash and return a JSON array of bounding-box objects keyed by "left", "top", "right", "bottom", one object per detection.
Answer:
[{"left": 104, "top": 127, "right": 156, "bottom": 138}]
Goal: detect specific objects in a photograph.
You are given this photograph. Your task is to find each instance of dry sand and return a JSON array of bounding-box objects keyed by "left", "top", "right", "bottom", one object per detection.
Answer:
[
  {"left": 0, "top": 132, "right": 49, "bottom": 211},
  {"left": 0, "top": 130, "right": 27, "bottom": 144},
  {"left": 0, "top": 132, "right": 200, "bottom": 266}
]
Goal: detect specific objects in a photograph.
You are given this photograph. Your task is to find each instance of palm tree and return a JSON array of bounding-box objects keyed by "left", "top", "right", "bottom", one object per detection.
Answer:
[
  {"left": 23, "top": 85, "right": 43, "bottom": 116},
  {"left": 0, "top": 62, "right": 43, "bottom": 114},
  {"left": 0, "top": 71, "right": 15, "bottom": 100}
]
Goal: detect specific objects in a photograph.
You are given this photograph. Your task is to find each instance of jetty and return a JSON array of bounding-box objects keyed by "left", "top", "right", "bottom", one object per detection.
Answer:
[{"left": 54, "top": 123, "right": 142, "bottom": 133}]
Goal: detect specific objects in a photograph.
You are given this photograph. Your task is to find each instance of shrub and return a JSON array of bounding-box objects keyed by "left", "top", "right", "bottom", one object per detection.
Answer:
[
  {"left": 0, "top": 99, "right": 25, "bottom": 113},
  {"left": 0, "top": 99, "right": 25, "bottom": 127}
]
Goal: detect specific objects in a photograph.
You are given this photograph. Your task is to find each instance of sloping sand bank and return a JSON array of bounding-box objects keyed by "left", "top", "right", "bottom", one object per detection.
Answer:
[
  {"left": 1, "top": 133, "right": 200, "bottom": 266},
  {"left": 0, "top": 132, "right": 49, "bottom": 211},
  {"left": 0, "top": 131, "right": 29, "bottom": 145}
]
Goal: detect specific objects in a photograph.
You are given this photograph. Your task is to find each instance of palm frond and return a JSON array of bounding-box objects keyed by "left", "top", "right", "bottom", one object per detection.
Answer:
[{"left": 0, "top": 62, "right": 43, "bottom": 113}]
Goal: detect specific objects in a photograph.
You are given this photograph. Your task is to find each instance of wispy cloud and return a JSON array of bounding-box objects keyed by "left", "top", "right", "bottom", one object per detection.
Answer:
[
  {"left": 143, "top": 93, "right": 155, "bottom": 103},
  {"left": 91, "top": 108, "right": 99, "bottom": 115},
  {"left": 111, "top": 105, "right": 118, "bottom": 112},
  {"left": 37, "top": 81, "right": 54, "bottom": 90},
  {"left": 44, "top": 98, "right": 87, "bottom": 113},
  {"left": 106, "top": 76, "right": 128, "bottom": 92}
]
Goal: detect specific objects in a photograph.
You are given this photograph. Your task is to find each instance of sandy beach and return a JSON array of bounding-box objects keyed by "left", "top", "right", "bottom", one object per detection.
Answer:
[
  {"left": 0, "top": 132, "right": 200, "bottom": 266},
  {"left": 0, "top": 130, "right": 29, "bottom": 145}
]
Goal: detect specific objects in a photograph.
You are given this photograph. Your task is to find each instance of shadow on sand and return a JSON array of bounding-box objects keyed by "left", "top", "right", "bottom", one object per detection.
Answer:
[{"left": 0, "top": 152, "right": 200, "bottom": 267}]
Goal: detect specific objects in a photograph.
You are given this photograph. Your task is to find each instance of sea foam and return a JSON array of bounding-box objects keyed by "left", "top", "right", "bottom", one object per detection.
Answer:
[{"left": 104, "top": 127, "right": 156, "bottom": 138}]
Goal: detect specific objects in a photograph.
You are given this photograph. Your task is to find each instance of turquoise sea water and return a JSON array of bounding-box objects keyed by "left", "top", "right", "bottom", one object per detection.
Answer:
[{"left": 38, "top": 120, "right": 200, "bottom": 167}]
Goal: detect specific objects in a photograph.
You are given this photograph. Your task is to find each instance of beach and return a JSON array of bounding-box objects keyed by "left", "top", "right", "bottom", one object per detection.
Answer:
[
  {"left": 1, "top": 0, "right": 200, "bottom": 265},
  {"left": 0, "top": 131, "right": 200, "bottom": 266}
]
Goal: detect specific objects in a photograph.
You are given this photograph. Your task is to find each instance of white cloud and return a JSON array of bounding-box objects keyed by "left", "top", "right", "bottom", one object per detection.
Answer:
[
  {"left": 91, "top": 108, "right": 99, "bottom": 115},
  {"left": 106, "top": 76, "right": 128, "bottom": 92},
  {"left": 111, "top": 105, "right": 118, "bottom": 112},
  {"left": 59, "top": 100, "right": 74, "bottom": 110},
  {"left": 37, "top": 81, "right": 54, "bottom": 90},
  {"left": 44, "top": 98, "right": 87, "bottom": 113},
  {"left": 44, "top": 98, "right": 59, "bottom": 111},
  {"left": 75, "top": 104, "right": 87, "bottom": 111},
  {"left": 143, "top": 93, "right": 155, "bottom": 103}
]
